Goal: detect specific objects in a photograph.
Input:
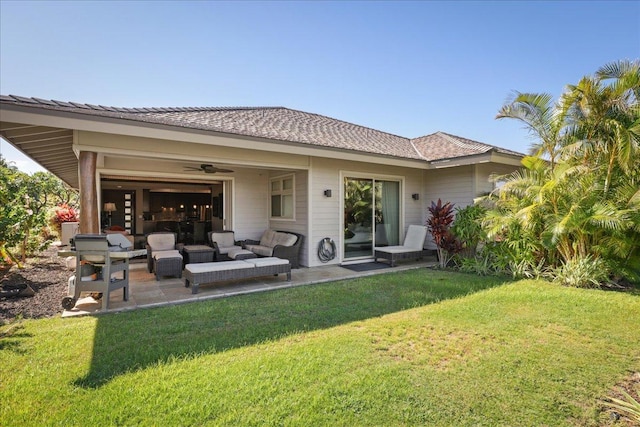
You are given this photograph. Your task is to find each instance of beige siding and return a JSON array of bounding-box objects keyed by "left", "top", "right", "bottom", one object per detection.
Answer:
[
  {"left": 423, "top": 165, "right": 475, "bottom": 209},
  {"left": 80, "top": 131, "right": 310, "bottom": 169},
  {"left": 421, "top": 163, "right": 521, "bottom": 249},
  {"left": 309, "top": 158, "right": 343, "bottom": 267},
  {"left": 308, "top": 157, "right": 423, "bottom": 267},
  {"left": 475, "top": 162, "right": 521, "bottom": 195},
  {"left": 269, "top": 170, "right": 309, "bottom": 266},
  {"left": 232, "top": 171, "right": 270, "bottom": 242},
  {"left": 422, "top": 166, "right": 474, "bottom": 249}
]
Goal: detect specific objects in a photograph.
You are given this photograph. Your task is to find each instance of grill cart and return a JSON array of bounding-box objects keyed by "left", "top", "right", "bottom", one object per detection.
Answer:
[{"left": 61, "top": 234, "right": 134, "bottom": 311}]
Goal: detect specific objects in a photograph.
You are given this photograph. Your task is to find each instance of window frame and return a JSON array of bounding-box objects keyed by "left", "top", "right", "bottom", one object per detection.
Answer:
[{"left": 269, "top": 174, "right": 295, "bottom": 220}]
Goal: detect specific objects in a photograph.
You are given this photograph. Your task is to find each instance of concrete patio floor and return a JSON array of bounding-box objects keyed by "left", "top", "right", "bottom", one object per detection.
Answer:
[{"left": 62, "top": 257, "right": 438, "bottom": 317}]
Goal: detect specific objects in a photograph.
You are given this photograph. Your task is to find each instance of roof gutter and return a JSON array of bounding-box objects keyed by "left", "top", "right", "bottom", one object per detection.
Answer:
[{"left": 426, "top": 150, "right": 523, "bottom": 169}]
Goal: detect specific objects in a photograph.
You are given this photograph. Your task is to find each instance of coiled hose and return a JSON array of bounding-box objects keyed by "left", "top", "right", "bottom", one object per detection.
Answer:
[{"left": 317, "top": 238, "right": 337, "bottom": 263}]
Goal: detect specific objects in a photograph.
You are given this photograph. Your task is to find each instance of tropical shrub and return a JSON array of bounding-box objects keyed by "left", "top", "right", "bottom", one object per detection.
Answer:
[
  {"left": 451, "top": 204, "right": 486, "bottom": 258},
  {"left": 551, "top": 255, "right": 610, "bottom": 288},
  {"left": 426, "top": 199, "right": 462, "bottom": 268},
  {"left": 0, "top": 155, "right": 79, "bottom": 267},
  {"left": 481, "top": 60, "right": 640, "bottom": 287}
]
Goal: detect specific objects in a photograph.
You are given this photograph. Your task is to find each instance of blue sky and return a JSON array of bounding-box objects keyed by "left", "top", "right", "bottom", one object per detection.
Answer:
[{"left": 1, "top": 0, "right": 638, "bottom": 173}]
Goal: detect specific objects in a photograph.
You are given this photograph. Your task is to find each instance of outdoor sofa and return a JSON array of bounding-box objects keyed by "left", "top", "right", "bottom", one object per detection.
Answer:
[{"left": 243, "top": 230, "right": 303, "bottom": 268}]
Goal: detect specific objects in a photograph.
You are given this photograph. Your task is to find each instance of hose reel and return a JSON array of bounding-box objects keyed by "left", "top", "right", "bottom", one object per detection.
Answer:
[{"left": 317, "top": 237, "right": 337, "bottom": 263}]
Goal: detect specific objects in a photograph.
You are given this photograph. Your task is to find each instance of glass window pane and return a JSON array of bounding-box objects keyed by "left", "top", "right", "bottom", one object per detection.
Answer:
[
  {"left": 271, "top": 180, "right": 281, "bottom": 192},
  {"left": 377, "top": 181, "right": 400, "bottom": 246},
  {"left": 271, "top": 195, "right": 281, "bottom": 217},
  {"left": 283, "top": 178, "right": 293, "bottom": 190},
  {"left": 282, "top": 195, "right": 293, "bottom": 217},
  {"left": 344, "top": 177, "right": 374, "bottom": 259}
]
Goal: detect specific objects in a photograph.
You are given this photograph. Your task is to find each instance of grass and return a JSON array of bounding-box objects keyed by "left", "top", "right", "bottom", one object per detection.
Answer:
[{"left": 1, "top": 269, "right": 639, "bottom": 426}]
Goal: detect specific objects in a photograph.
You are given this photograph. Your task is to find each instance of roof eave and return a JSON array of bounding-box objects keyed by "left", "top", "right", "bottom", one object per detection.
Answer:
[
  {"left": 426, "top": 149, "right": 523, "bottom": 169},
  {"left": 1, "top": 102, "right": 429, "bottom": 171}
]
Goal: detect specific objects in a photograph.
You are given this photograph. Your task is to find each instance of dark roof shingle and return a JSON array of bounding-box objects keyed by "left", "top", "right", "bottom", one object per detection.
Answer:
[{"left": 0, "top": 95, "right": 524, "bottom": 162}]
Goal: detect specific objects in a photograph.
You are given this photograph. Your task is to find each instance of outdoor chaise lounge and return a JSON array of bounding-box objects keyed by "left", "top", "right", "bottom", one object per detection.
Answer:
[
  {"left": 183, "top": 257, "right": 291, "bottom": 294},
  {"left": 374, "top": 224, "right": 428, "bottom": 267}
]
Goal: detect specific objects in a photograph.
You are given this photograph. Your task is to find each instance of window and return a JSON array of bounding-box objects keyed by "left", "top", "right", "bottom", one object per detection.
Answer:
[{"left": 270, "top": 175, "right": 294, "bottom": 219}]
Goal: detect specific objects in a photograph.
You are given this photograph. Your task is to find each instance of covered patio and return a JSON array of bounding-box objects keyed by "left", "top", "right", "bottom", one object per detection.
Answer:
[{"left": 61, "top": 257, "right": 437, "bottom": 317}]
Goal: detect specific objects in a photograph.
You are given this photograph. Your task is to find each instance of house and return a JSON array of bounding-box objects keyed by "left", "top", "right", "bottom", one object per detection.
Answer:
[{"left": 0, "top": 95, "right": 523, "bottom": 267}]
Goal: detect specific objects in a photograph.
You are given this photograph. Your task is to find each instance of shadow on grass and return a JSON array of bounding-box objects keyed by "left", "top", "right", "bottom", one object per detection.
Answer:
[
  {"left": 0, "top": 324, "right": 32, "bottom": 354},
  {"left": 74, "top": 269, "right": 510, "bottom": 388}
]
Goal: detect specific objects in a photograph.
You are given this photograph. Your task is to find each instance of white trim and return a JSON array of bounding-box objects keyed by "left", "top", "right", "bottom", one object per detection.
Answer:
[
  {"left": 269, "top": 173, "right": 296, "bottom": 220},
  {"left": 73, "top": 142, "right": 310, "bottom": 172},
  {"left": 307, "top": 158, "right": 314, "bottom": 266}
]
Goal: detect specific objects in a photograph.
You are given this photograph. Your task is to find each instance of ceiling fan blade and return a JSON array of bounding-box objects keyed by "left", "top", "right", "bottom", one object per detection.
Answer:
[{"left": 184, "top": 164, "right": 233, "bottom": 173}]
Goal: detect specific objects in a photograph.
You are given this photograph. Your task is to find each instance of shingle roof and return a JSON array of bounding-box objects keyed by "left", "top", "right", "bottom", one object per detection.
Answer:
[
  {"left": 411, "top": 131, "right": 524, "bottom": 161},
  {"left": 0, "top": 95, "right": 523, "bottom": 162}
]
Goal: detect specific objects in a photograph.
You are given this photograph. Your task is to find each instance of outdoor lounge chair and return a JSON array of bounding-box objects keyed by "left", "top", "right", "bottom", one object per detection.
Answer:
[
  {"left": 146, "top": 232, "right": 184, "bottom": 279},
  {"left": 374, "top": 224, "right": 428, "bottom": 267},
  {"left": 207, "top": 231, "right": 243, "bottom": 261}
]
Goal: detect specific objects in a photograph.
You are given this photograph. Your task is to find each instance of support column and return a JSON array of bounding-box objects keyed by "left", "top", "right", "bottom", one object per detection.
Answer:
[{"left": 78, "top": 151, "right": 99, "bottom": 234}]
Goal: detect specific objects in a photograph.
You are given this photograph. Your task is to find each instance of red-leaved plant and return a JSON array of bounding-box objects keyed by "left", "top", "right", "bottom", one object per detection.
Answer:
[
  {"left": 427, "top": 199, "right": 462, "bottom": 268},
  {"left": 52, "top": 203, "right": 79, "bottom": 227}
]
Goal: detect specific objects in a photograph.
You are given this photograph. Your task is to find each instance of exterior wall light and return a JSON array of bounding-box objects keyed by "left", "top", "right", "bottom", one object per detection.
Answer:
[{"left": 324, "top": 189, "right": 332, "bottom": 197}]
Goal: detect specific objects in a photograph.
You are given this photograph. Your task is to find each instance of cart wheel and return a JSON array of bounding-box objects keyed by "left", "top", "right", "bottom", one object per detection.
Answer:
[{"left": 61, "top": 296, "right": 77, "bottom": 310}]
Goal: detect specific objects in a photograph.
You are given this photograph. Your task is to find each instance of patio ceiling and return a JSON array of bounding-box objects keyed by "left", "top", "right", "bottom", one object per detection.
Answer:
[{"left": 0, "top": 121, "right": 78, "bottom": 188}]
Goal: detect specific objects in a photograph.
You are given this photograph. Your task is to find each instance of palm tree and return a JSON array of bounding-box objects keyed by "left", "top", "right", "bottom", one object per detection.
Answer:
[
  {"left": 496, "top": 92, "right": 564, "bottom": 170},
  {"left": 559, "top": 60, "right": 640, "bottom": 194},
  {"left": 486, "top": 60, "right": 640, "bottom": 284}
]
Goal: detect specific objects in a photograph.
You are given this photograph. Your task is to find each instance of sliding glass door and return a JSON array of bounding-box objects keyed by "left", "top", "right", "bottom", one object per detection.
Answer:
[{"left": 344, "top": 177, "right": 400, "bottom": 260}]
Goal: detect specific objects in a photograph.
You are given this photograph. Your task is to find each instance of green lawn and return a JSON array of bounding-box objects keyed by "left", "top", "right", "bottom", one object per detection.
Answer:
[{"left": 1, "top": 269, "right": 639, "bottom": 426}]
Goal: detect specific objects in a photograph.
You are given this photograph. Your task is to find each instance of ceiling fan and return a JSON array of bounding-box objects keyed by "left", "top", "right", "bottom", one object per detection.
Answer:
[{"left": 184, "top": 164, "right": 234, "bottom": 174}]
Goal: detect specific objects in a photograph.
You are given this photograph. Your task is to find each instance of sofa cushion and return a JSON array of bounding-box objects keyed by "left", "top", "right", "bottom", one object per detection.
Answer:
[
  {"left": 259, "top": 229, "right": 277, "bottom": 247},
  {"left": 227, "top": 248, "right": 256, "bottom": 260},
  {"left": 243, "top": 257, "right": 290, "bottom": 267},
  {"left": 273, "top": 232, "right": 297, "bottom": 247},
  {"left": 244, "top": 244, "right": 273, "bottom": 257},
  {"left": 153, "top": 250, "right": 182, "bottom": 260},
  {"left": 211, "top": 232, "right": 235, "bottom": 249},
  {"left": 218, "top": 245, "right": 242, "bottom": 255},
  {"left": 185, "top": 261, "right": 251, "bottom": 274}
]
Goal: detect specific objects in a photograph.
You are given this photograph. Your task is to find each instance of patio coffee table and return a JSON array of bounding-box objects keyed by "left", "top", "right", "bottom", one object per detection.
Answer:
[{"left": 183, "top": 245, "right": 215, "bottom": 264}]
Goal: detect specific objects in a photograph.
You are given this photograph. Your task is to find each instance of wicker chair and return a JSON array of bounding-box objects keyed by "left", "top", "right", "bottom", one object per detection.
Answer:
[
  {"left": 207, "top": 231, "right": 242, "bottom": 261},
  {"left": 145, "top": 232, "right": 184, "bottom": 279}
]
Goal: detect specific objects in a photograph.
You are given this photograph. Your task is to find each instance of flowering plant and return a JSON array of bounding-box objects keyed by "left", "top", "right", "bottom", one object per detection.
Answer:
[{"left": 52, "top": 203, "right": 79, "bottom": 226}]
